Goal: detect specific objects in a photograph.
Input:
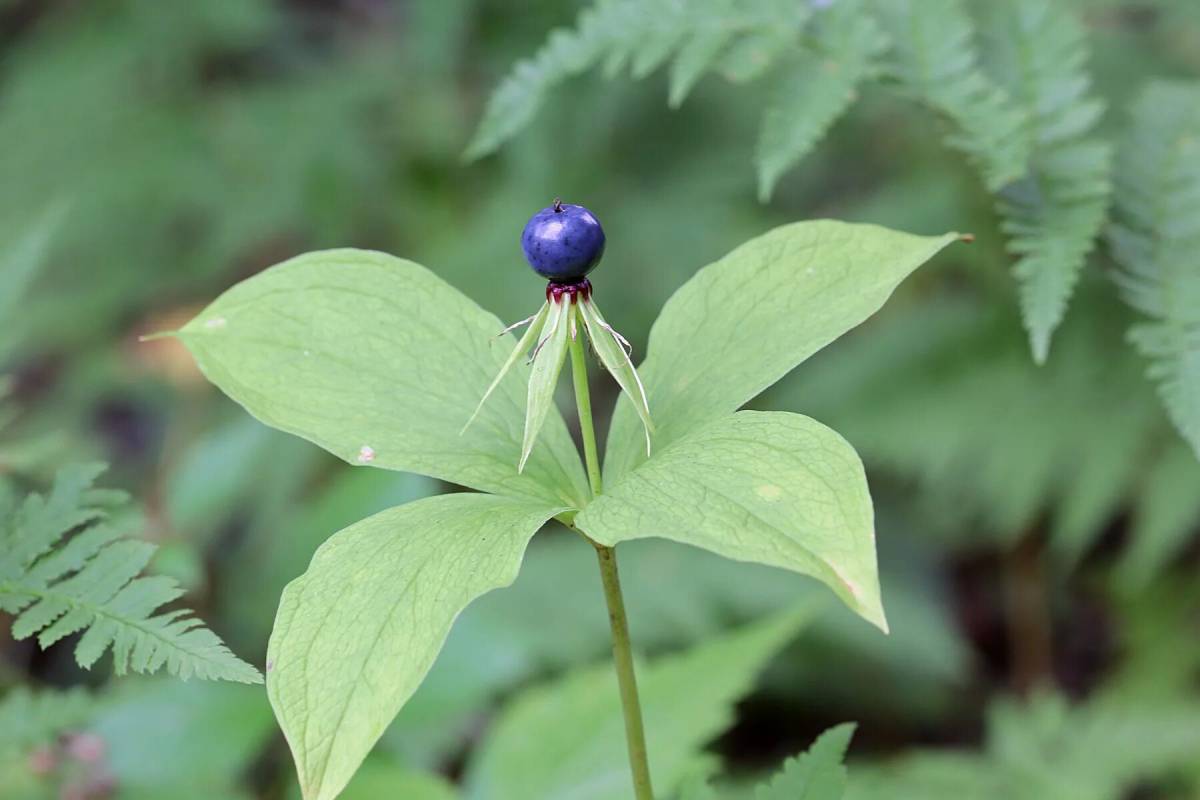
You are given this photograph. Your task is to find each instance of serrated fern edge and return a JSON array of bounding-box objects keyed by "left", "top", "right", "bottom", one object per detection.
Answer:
[
  {"left": 1107, "top": 81, "right": 1200, "bottom": 457},
  {"left": 0, "top": 464, "right": 263, "bottom": 684}
]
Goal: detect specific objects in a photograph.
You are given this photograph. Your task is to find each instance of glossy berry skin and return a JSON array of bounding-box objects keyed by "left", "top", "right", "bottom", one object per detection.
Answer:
[{"left": 521, "top": 201, "right": 606, "bottom": 282}]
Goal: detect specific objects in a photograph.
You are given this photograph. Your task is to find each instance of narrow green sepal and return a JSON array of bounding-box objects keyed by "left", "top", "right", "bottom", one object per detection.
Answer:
[
  {"left": 579, "top": 296, "right": 654, "bottom": 455},
  {"left": 519, "top": 300, "right": 571, "bottom": 472},
  {"left": 461, "top": 303, "right": 550, "bottom": 435}
]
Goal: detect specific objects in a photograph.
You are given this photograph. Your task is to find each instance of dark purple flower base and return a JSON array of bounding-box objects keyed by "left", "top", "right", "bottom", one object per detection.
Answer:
[{"left": 546, "top": 278, "right": 593, "bottom": 304}]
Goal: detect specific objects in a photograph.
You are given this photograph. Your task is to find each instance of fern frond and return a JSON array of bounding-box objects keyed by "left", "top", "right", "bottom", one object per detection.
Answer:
[
  {"left": 667, "top": 10, "right": 740, "bottom": 109},
  {"left": 1117, "top": 441, "right": 1200, "bottom": 590},
  {"left": 1107, "top": 80, "right": 1200, "bottom": 458},
  {"left": 462, "top": 17, "right": 607, "bottom": 161},
  {"left": 756, "top": 722, "right": 855, "bottom": 799},
  {"left": 0, "top": 464, "right": 262, "bottom": 683},
  {"left": 755, "top": 3, "right": 888, "bottom": 201},
  {"left": 985, "top": 0, "right": 1112, "bottom": 364},
  {"left": 846, "top": 690, "right": 1200, "bottom": 800},
  {"left": 871, "top": 0, "right": 1028, "bottom": 190},
  {"left": 0, "top": 686, "right": 95, "bottom": 755},
  {"left": 464, "top": 0, "right": 811, "bottom": 160},
  {"left": 714, "top": 25, "right": 794, "bottom": 85}
]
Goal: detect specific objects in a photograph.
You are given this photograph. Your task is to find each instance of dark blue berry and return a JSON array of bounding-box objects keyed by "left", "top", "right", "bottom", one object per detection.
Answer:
[{"left": 521, "top": 200, "right": 606, "bottom": 282}]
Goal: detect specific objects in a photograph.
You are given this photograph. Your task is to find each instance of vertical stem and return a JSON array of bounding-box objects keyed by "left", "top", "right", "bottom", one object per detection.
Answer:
[
  {"left": 1006, "top": 530, "right": 1052, "bottom": 695},
  {"left": 568, "top": 308, "right": 655, "bottom": 800},
  {"left": 594, "top": 542, "right": 655, "bottom": 800}
]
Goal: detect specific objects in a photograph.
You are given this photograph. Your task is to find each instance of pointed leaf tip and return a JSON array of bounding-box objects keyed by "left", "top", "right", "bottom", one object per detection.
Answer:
[
  {"left": 603, "top": 220, "right": 962, "bottom": 483},
  {"left": 754, "top": 721, "right": 856, "bottom": 799},
  {"left": 580, "top": 411, "right": 888, "bottom": 632},
  {"left": 267, "top": 494, "right": 564, "bottom": 800}
]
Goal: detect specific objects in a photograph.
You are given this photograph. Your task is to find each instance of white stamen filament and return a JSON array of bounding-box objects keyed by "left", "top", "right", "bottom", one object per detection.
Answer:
[
  {"left": 528, "top": 306, "right": 562, "bottom": 364},
  {"left": 492, "top": 312, "right": 539, "bottom": 341},
  {"left": 598, "top": 318, "right": 633, "bottom": 357}
]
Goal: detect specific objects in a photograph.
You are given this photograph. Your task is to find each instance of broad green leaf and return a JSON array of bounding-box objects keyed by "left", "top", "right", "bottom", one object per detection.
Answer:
[
  {"left": 756, "top": 723, "right": 856, "bottom": 800},
  {"left": 521, "top": 299, "right": 571, "bottom": 472},
  {"left": 582, "top": 411, "right": 887, "bottom": 631},
  {"left": 465, "top": 605, "right": 818, "bottom": 800},
  {"left": 603, "top": 221, "right": 961, "bottom": 483},
  {"left": 177, "top": 249, "right": 589, "bottom": 507},
  {"left": 267, "top": 493, "right": 565, "bottom": 800},
  {"left": 386, "top": 529, "right": 966, "bottom": 767},
  {"left": 579, "top": 297, "right": 653, "bottom": 453}
]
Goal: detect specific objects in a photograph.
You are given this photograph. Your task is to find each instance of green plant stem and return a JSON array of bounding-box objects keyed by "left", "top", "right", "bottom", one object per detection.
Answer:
[
  {"left": 568, "top": 312, "right": 655, "bottom": 800},
  {"left": 593, "top": 542, "right": 655, "bottom": 800}
]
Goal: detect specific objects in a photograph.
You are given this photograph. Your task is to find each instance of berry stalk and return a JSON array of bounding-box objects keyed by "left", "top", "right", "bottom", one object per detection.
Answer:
[{"left": 568, "top": 315, "right": 655, "bottom": 800}]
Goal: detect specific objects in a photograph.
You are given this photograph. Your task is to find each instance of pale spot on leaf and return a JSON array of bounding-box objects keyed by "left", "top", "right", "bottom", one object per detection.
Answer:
[
  {"left": 204, "top": 317, "right": 227, "bottom": 329},
  {"left": 357, "top": 445, "right": 376, "bottom": 463},
  {"left": 755, "top": 484, "right": 783, "bottom": 502}
]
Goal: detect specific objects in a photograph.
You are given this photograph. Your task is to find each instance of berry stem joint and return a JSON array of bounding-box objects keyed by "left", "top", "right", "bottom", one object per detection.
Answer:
[{"left": 462, "top": 200, "right": 653, "bottom": 472}]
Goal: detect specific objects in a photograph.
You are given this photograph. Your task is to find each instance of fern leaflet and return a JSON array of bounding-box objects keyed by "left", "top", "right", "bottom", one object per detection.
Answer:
[
  {"left": 756, "top": 2, "right": 887, "bottom": 201},
  {"left": 756, "top": 722, "right": 855, "bottom": 799},
  {"left": 462, "top": 6, "right": 614, "bottom": 161},
  {"left": 0, "top": 464, "right": 262, "bottom": 683},
  {"left": 467, "top": 0, "right": 1130, "bottom": 372},
  {"left": 985, "top": 0, "right": 1113, "bottom": 363},
  {"left": 871, "top": 0, "right": 1028, "bottom": 191},
  {"left": 1108, "top": 80, "right": 1200, "bottom": 459},
  {"left": 680, "top": 722, "right": 855, "bottom": 799},
  {"left": 845, "top": 691, "right": 1200, "bottom": 799},
  {"left": 464, "top": 0, "right": 811, "bottom": 161}
]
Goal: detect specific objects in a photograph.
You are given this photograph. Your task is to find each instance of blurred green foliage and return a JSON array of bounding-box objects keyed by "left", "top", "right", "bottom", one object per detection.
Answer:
[{"left": 0, "top": 0, "right": 1197, "bottom": 798}]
